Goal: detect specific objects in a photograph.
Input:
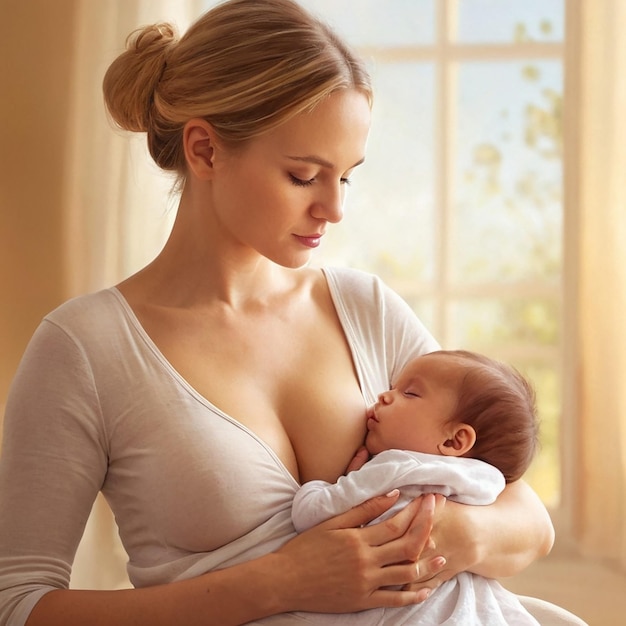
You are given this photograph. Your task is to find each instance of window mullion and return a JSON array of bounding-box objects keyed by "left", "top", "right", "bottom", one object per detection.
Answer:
[
  {"left": 435, "top": 0, "right": 455, "bottom": 347},
  {"left": 559, "top": 0, "right": 582, "bottom": 532}
]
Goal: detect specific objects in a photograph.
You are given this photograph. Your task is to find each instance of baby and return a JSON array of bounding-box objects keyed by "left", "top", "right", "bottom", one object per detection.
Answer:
[{"left": 291, "top": 349, "right": 541, "bottom": 625}]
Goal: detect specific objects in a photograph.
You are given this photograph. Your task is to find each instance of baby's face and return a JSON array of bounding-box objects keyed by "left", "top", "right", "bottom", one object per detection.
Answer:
[{"left": 365, "top": 353, "right": 464, "bottom": 455}]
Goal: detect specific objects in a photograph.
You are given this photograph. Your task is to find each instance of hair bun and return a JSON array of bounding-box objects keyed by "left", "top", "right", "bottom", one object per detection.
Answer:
[{"left": 103, "top": 23, "right": 178, "bottom": 132}]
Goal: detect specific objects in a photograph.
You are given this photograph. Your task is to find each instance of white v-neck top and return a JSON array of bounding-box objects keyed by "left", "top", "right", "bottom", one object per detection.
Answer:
[{"left": 0, "top": 267, "right": 438, "bottom": 626}]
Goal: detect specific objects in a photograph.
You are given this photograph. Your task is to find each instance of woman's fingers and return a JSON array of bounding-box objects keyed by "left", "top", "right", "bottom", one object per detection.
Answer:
[
  {"left": 412, "top": 494, "right": 452, "bottom": 582},
  {"left": 365, "top": 494, "right": 448, "bottom": 591},
  {"left": 403, "top": 493, "right": 437, "bottom": 559},
  {"left": 319, "top": 490, "right": 401, "bottom": 530},
  {"left": 294, "top": 493, "right": 446, "bottom": 609},
  {"left": 364, "top": 493, "right": 435, "bottom": 552},
  {"left": 329, "top": 492, "right": 439, "bottom": 570},
  {"left": 372, "top": 586, "right": 432, "bottom": 607},
  {"left": 369, "top": 560, "right": 420, "bottom": 588},
  {"left": 401, "top": 560, "right": 454, "bottom": 596},
  {"left": 401, "top": 495, "right": 450, "bottom": 591}
]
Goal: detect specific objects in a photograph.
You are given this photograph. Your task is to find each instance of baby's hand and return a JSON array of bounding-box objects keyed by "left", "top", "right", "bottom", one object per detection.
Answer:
[{"left": 345, "top": 445, "right": 370, "bottom": 474}]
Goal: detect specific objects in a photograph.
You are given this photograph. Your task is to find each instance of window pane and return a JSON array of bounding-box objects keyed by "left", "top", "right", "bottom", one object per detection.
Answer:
[
  {"left": 515, "top": 361, "right": 561, "bottom": 506},
  {"left": 455, "top": 0, "right": 564, "bottom": 43},
  {"left": 452, "top": 60, "right": 562, "bottom": 284},
  {"left": 446, "top": 299, "right": 561, "bottom": 505},
  {"left": 402, "top": 296, "right": 435, "bottom": 332},
  {"left": 298, "top": 0, "right": 435, "bottom": 46},
  {"left": 315, "top": 63, "right": 436, "bottom": 288},
  {"left": 447, "top": 298, "right": 560, "bottom": 348}
]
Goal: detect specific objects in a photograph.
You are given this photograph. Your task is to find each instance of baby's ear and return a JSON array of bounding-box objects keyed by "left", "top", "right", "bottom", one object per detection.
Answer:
[{"left": 437, "top": 423, "right": 476, "bottom": 457}]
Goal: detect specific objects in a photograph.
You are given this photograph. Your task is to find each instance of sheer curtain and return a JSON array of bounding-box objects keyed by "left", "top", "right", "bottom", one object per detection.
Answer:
[
  {"left": 63, "top": 0, "right": 191, "bottom": 298},
  {"left": 569, "top": 0, "right": 626, "bottom": 571},
  {"left": 64, "top": 0, "right": 196, "bottom": 589}
]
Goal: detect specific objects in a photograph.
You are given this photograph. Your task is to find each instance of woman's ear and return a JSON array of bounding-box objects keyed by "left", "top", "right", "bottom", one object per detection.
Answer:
[
  {"left": 437, "top": 423, "right": 477, "bottom": 457},
  {"left": 183, "top": 118, "right": 221, "bottom": 180}
]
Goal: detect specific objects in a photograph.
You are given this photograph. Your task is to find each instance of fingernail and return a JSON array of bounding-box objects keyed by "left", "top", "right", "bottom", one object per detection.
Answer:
[
  {"left": 416, "top": 588, "right": 431, "bottom": 603},
  {"left": 433, "top": 556, "right": 446, "bottom": 569},
  {"left": 385, "top": 489, "right": 400, "bottom": 497}
]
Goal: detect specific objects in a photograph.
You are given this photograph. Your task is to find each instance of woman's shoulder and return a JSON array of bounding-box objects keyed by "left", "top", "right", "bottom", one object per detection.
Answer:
[
  {"left": 321, "top": 264, "right": 380, "bottom": 286},
  {"left": 38, "top": 288, "right": 132, "bottom": 351},
  {"left": 320, "top": 265, "right": 440, "bottom": 367},
  {"left": 45, "top": 288, "right": 125, "bottom": 329},
  {"left": 321, "top": 265, "right": 391, "bottom": 302},
  {"left": 11, "top": 289, "right": 133, "bottom": 408},
  {"left": 320, "top": 265, "right": 417, "bottom": 322}
]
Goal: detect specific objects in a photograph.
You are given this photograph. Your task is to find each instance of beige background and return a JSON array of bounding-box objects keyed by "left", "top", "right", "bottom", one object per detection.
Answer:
[{"left": 0, "top": 1, "right": 76, "bottom": 415}]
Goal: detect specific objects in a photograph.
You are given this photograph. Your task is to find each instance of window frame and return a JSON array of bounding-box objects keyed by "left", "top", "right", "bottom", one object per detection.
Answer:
[
  {"left": 198, "top": 0, "right": 576, "bottom": 525},
  {"left": 359, "top": 0, "right": 567, "bottom": 514}
]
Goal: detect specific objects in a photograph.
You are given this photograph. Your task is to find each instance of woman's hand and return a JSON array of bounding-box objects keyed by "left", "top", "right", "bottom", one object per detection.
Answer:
[
  {"left": 345, "top": 447, "right": 471, "bottom": 596},
  {"left": 272, "top": 491, "right": 445, "bottom": 613},
  {"left": 403, "top": 496, "right": 472, "bottom": 595},
  {"left": 404, "top": 480, "right": 555, "bottom": 596}
]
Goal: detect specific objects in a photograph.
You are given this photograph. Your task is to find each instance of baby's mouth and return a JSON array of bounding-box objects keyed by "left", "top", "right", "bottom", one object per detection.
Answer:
[{"left": 366, "top": 406, "right": 379, "bottom": 425}]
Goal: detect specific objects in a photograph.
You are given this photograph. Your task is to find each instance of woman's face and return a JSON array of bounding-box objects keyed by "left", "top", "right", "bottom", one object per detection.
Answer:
[{"left": 208, "top": 89, "right": 371, "bottom": 268}]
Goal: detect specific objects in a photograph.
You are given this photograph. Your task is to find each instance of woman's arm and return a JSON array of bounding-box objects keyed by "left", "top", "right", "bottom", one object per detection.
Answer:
[
  {"left": 469, "top": 479, "right": 554, "bottom": 577},
  {"left": 26, "top": 493, "right": 439, "bottom": 626},
  {"left": 413, "top": 479, "right": 554, "bottom": 591},
  {"left": 347, "top": 446, "right": 553, "bottom": 586}
]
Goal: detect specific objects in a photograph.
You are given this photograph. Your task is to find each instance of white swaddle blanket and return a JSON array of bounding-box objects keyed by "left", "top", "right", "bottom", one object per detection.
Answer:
[{"left": 283, "top": 450, "right": 539, "bottom": 625}]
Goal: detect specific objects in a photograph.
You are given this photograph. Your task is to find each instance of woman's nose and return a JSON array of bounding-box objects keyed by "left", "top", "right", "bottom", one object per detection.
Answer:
[{"left": 311, "top": 184, "right": 345, "bottom": 223}]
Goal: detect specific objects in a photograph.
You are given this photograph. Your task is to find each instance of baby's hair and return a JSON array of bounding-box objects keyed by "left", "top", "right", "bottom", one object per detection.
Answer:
[
  {"left": 430, "top": 350, "right": 539, "bottom": 482},
  {"left": 102, "top": 0, "right": 372, "bottom": 186}
]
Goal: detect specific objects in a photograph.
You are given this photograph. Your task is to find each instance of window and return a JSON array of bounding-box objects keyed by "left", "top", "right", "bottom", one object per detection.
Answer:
[
  {"left": 303, "top": 0, "right": 565, "bottom": 506},
  {"left": 200, "top": 0, "right": 566, "bottom": 507}
]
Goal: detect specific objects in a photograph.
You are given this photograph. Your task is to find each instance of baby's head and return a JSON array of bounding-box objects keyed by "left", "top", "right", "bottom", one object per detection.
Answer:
[{"left": 365, "top": 350, "right": 539, "bottom": 482}]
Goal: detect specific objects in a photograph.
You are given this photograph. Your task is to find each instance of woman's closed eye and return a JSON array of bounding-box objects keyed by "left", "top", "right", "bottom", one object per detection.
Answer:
[
  {"left": 289, "top": 174, "right": 352, "bottom": 187},
  {"left": 289, "top": 174, "right": 315, "bottom": 187}
]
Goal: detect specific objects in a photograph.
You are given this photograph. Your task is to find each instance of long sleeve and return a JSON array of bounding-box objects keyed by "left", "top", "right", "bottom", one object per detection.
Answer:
[
  {"left": 0, "top": 320, "right": 108, "bottom": 626},
  {"left": 0, "top": 289, "right": 303, "bottom": 625}
]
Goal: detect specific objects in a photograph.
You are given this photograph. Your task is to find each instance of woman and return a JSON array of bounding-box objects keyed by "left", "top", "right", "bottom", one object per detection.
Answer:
[{"left": 0, "top": 1, "right": 554, "bottom": 624}]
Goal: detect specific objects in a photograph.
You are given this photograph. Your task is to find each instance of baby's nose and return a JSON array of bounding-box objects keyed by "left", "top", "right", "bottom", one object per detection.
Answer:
[{"left": 378, "top": 390, "right": 392, "bottom": 404}]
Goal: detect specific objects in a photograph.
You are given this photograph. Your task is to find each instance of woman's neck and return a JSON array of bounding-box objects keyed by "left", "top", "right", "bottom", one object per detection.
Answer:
[{"left": 119, "top": 188, "right": 303, "bottom": 311}]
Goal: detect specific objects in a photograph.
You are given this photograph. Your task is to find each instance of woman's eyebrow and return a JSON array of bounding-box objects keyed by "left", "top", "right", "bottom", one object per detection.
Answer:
[{"left": 286, "top": 155, "right": 365, "bottom": 169}]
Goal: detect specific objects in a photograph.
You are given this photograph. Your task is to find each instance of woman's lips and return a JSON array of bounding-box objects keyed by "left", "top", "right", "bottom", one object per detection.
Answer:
[{"left": 294, "top": 234, "right": 323, "bottom": 248}]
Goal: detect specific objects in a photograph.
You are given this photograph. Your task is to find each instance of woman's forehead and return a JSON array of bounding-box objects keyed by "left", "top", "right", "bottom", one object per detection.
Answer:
[{"left": 250, "top": 89, "right": 371, "bottom": 163}]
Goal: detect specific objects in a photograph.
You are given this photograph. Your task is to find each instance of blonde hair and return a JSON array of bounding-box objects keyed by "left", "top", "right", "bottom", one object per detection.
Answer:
[{"left": 103, "top": 0, "right": 372, "bottom": 182}]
